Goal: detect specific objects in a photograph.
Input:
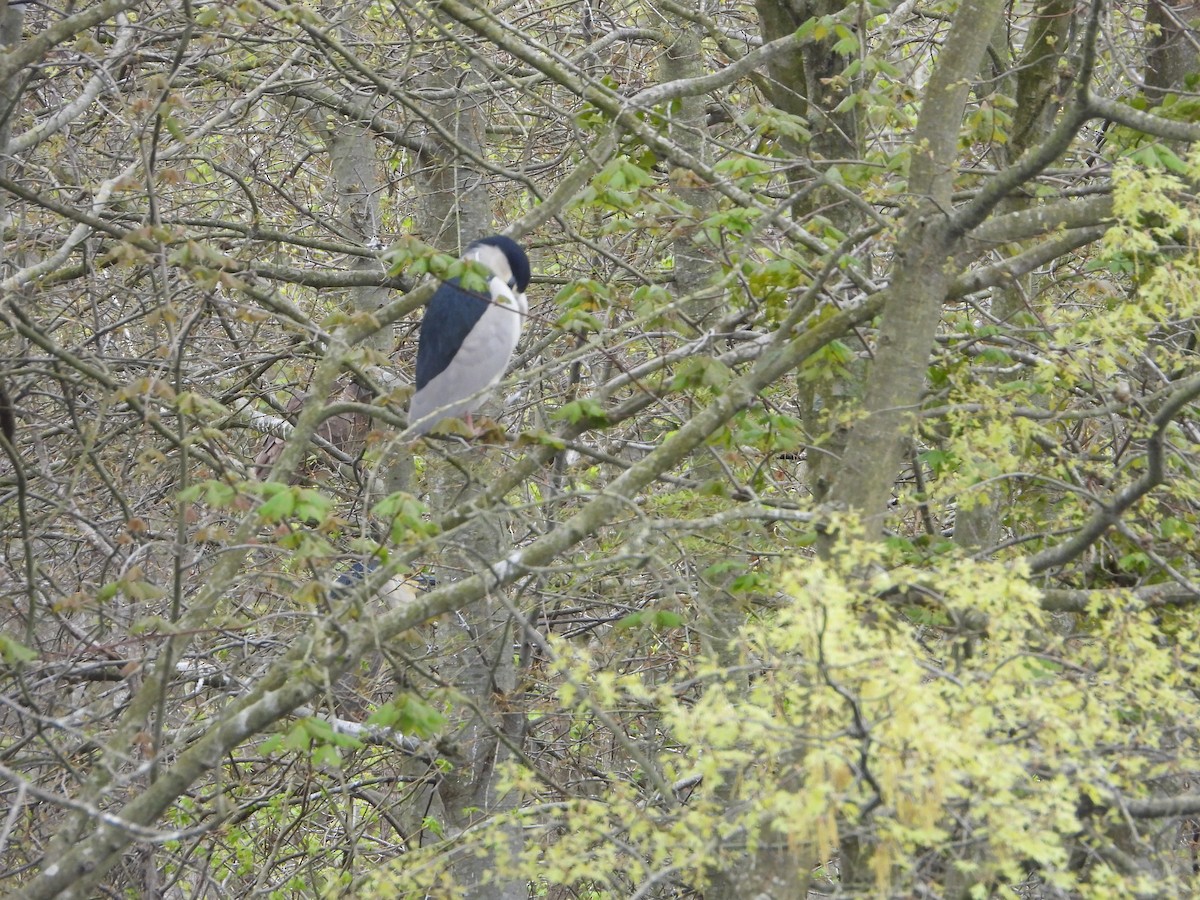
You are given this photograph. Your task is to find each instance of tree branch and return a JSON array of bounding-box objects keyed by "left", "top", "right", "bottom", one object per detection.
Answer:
[
  {"left": 1027, "top": 371, "right": 1200, "bottom": 574},
  {"left": 1039, "top": 583, "right": 1200, "bottom": 613}
]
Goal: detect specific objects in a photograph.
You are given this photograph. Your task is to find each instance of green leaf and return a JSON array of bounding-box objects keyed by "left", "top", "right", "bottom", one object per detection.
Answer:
[
  {"left": 902, "top": 604, "right": 951, "bottom": 626},
  {"left": 555, "top": 308, "right": 604, "bottom": 335},
  {"left": 179, "top": 479, "right": 238, "bottom": 507},
  {"left": 799, "top": 339, "right": 854, "bottom": 381},
  {"left": 1117, "top": 551, "right": 1151, "bottom": 574},
  {"left": 919, "top": 448, "right": 957, "bottom": 476},
  {"left": 1155, "top": 144, "right": 1189, "bottom": 174},
  {"left": 373, "top": 491, "right": 437, "bottom": 542},
  {"left": 617, "top": 611, "right": 646, "bottom": 629},
  {"left": 311, "top": 744, "right": 343, "bottom": 768},
  {"left": 125, "top": 579, "right": 165, "bottom": 601},
  {"left": 730, "top": 572, "right": 770, "bottom": 594},
  {"left": 832, "top": 92, "right": 859, "bottom": 114},
  {"left": 516, "top": 429, "right": 566, "bottom": 450},
  {"left": 164, "top": 115, "right": 188, "bottom": 143},
  {"left": 281, "top": 721, "right": 312, "bottom": 753},
  {"left": 671, "top": 356, "right": 733, "bottom": 391},
  {"left": 632, "top": 284, "right": 674, "bottom": 321},
  {"left": 259, "top": 734, "right": 283, "bottom": 755},
  {"left": 976, "top": 348, "right": 1014, "bottom": 366},
  {"left": 555, "top": 278, "right": 612, "bottom": 312},
  {"left": 386, "top": 695, "right": 448, "bottom": 738},
  {"left": 650, "top": 610, "right": 685, "bottom": 628},
  {"left": 421, "top": 816, "right": 445, "bottom": 838},
  {"left": 1159, "top": 517, "right": 1193, "bottom": 539},
  {"left": 294, "top": 488, "right": 332, "bottom": 524},
  {"left": 0, "top": 633, "right": 36, "bottom": 664},
  {"left": 832, "top": 33, "right": 858, "bottom": 56},
  {"left": 551, "top": 399, "right": 609, "bottom": 426},
  {"left": 453, "top": 259, "right": 492, "bottom": 294},
  {"left": 704, "top": 561, "right": 743, "bottom": 578},
  {"left": 616, "top": 610, "right": 685, "bottom": 630},
  {"left": 257, "top": 489, "right": 296, "bottom": 523},
  {"left": 383, "top": 235, "right": 436, "bottom": 276},
  {"left": 403, "top": 697, "right": 446, "bottom": 735}
]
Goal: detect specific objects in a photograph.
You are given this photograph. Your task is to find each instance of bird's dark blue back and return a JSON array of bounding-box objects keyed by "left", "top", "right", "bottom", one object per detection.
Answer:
[{"left": 414, "top": 280, "right": 490, "bottom": 389}]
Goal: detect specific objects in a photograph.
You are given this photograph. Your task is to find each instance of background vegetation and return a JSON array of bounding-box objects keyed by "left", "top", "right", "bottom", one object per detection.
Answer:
[{"left": 3, "top": 0, "right": 1200, "bottom": 896}]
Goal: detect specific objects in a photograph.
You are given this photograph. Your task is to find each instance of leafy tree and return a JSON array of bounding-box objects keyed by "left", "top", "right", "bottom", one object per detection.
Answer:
[{"left": 2, "top": 0, "right": 1200, "bottom": 898}]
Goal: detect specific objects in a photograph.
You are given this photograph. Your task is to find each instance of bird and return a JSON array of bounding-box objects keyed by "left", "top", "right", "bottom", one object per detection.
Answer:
[
  {"left": 404, "top": 235, "right": 531, "bottom": 438},
  {"left": 329, "top": 558, "right": 436, "bottom": 599}
]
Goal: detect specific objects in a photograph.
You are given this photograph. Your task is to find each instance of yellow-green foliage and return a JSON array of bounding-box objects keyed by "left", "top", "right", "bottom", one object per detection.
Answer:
[
  {"left": 922, "top": 151, "right": 1200, "bottom": 559},
  {"left": 365, "top": 534, "right": 1200, "bottom": 897}
]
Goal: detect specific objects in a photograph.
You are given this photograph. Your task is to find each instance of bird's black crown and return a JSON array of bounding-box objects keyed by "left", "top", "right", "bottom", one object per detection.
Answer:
[{"left": 469, "top": 235, "right": 531, "bottom": 293}]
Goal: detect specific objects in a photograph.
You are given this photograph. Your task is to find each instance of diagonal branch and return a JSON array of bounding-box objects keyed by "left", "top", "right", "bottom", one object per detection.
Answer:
[
  {"left": 950, "top": 0, "right": 1105, "bottom": 235},
  {"left": 1027, "top": 371, "right": 1200, "bottom": 574}
]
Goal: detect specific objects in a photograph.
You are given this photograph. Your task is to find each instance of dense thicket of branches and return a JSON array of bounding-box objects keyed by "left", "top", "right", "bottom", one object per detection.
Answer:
[{"left": 3, "top": 0, "right": 1200, "bottom": 897}]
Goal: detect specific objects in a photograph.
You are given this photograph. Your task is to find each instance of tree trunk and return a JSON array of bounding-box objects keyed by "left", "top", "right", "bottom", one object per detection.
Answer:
[
  {"left": 824, "top": 0, "right": 1006, "bottom": 887},
  {"left": 655, "top": 19, "right": 810, "bottom": 898},
  {"left": 0, "top": 1, "right": 24, "bottom": 249},
  {"left": 952, "top": 0, "right": 1074, "bottom": 553},
  {"left": 415, "top": 45, "right": 493, "bottom": 250},
  {"left": 320, "top": 111, "right": 390, "bottom": 351},
  {"left": 427, "top": 462, "right": 527, "bottom": 900},
  {"left": 1146, "top": 0, "right": 1200, "bottom": 104},
  {"left": 662, "top": 19, "right": 719, "bottom": 326},
  {"left": 409, "top": 24, "right": 528, "bottom": 900},
  {"left": 755, "top": 0, "right": 866, "bottom": 502},
  {"left": 828, "top": 0, "right": 1005, "bottom": 532}
]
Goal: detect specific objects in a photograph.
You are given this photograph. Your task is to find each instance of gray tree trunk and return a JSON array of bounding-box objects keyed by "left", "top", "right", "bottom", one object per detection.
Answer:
[
  {"left": 320, "top": 112, "right": 390, "bottom": 351},
  {"left": 416, "top": 53, "right": 493, "bottom": 249},
  {"left": 0, "top": 1, "right": 24, "bottom": 249},
  {"left": 829, "top": 0, "right": 1005, "bottom": 531},
  {"left": 1146, "top": 0, "right": 1200, "bottom": 104},
  {"left": 662, "top": 20, "right": 719, "bottom": 326},
  {"left": 409, "top": 27, "right": 528, "bottom": 900},
  {"left": 754, "top": 0, "right": 866, "bottom": 503},
  {"left": 952, "top": 0, "right": 1073, "bottom": 554},
  {"left": 823, "top": 0, "right": 1006, "bottom": 888}
]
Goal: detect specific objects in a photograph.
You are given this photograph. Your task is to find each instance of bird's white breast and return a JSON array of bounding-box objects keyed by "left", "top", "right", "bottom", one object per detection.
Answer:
[{"left": 405, "top": 277, "right": 527, "bottom": 435}]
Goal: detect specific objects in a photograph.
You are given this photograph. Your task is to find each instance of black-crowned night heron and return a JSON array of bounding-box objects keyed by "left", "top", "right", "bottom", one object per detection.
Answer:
[{"left": 404, "top": 235, "right": 530, "bottom": 438}]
